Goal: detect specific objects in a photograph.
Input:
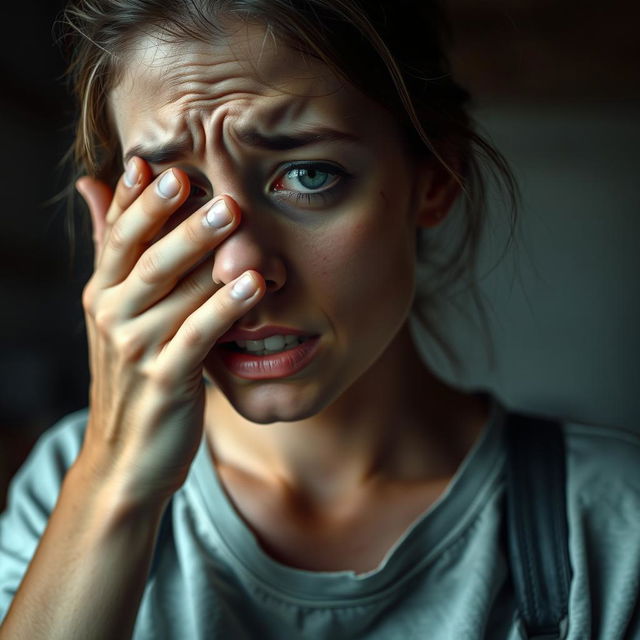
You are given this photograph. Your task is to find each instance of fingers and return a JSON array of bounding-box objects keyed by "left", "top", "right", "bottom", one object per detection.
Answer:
[
  {"left": 76, "top": 157, "right": 153, "bottom": 267},
  {"left": 159, "top": 270, "right": 265, "bottom": 377},
  {"left": 94, "top": 167, "right": 192, "bottom": 288},
  {"left": 106, "top": 156, "right": 152, "bottom": 225},
  {"left": 128, "top": 258, "right": 221, "bottom": 342},
  {"left": 80, "top": 159, "right": 264, "bottom": 383},
  {"left": 119, "top": 195, "right": 240, "bottom": 316}
]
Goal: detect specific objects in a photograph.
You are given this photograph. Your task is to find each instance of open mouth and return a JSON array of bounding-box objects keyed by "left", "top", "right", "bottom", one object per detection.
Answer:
[
  {"left": 220, "top": 334, "right": 312, "bottom": 356},
  {"left": 216, "top": 334, "right": 321, "bottom": 380}
]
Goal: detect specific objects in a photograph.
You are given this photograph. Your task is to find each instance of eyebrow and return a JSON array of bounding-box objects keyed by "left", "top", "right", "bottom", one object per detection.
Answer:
[
  {"left": 234, "top": 127, "right": 360, "bottom": 151},
  {"left": 123, "top": 141, "right": 192, "bottom": 165},
  {"left": 122, "top": 126, "right": 360, "bottom": 164}
]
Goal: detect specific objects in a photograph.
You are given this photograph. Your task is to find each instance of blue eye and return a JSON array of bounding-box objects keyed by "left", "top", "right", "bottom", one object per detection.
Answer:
[
  {"left": 270, "top": 162, "right": 350, "bottom": 208},
  {"left": 298, "top": 168, "right": 329, "bottom": 189}
]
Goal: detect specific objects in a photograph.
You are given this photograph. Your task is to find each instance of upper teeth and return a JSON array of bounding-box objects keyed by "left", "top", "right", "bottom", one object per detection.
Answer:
[{"left": 236, "top": 334, "right": 304, "bottom": 352}]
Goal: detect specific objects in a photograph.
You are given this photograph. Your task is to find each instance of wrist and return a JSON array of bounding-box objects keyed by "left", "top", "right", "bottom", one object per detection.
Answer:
[{"left": 67, "top": 447, "right": 170, "bottom": 525}]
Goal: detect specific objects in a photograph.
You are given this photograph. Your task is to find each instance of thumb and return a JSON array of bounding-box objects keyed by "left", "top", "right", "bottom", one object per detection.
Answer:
[{"left": 76, "top": 177, "right": 114, "bottom": 257}]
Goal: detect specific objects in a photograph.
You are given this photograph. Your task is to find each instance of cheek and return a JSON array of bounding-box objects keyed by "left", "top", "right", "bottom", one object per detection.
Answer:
[{"left": 294, "top": 202, "right": 416, "bottom": 318}]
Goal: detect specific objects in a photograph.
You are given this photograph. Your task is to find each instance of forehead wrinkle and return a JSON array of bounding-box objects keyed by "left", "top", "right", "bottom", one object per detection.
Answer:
[
  {"left": 117, "top": 26, "right": 345, "bottom": 130},
  {"left": 113, "top": 26, "right": 373, "bottom": 168},
  {"left": 163, "top": 56, "right": 236, "bottom": 90},
  {"left": 157, "top": 62, "right": 278, "bottom": 119},
  {"left": 126, "top": 35, "right": 266, "bottom": 107},
  {"left": 186, "top": 111, "right": 208, "bottom": 160},
  {"left": 227, "top": 93, "right": 334, "bottom": 139},
  {"left": 165, "top": 86, "right": 264, "bottom": 116}
]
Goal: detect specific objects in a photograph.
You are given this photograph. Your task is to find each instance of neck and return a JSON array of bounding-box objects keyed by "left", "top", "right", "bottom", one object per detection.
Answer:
[{"left": 204, "top": 324, "right": 489, "bottom": 506}]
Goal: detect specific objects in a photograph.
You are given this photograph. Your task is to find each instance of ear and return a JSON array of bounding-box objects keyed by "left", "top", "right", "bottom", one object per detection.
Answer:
[
  {"left": 413, "top": 159, "right": 461, "bottom": 229},
  {"left": 75, "top": 176, "right": 114, "bottom": 265}
]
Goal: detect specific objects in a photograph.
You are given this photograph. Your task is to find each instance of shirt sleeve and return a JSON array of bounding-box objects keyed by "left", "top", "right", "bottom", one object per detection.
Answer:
[{"left": 0, "top": 410, "right": 88, "bottom": 623}]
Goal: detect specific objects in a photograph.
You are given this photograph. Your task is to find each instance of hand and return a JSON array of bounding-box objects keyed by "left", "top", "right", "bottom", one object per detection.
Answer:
[{"left": 75, "top": 158, "right": 265, "bottom": 505}]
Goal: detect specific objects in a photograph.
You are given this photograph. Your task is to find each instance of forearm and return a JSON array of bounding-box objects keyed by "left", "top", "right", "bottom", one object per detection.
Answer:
[
  {"left": 0, "top": 456, "right": 166, "bottom": 640},
  {"left": 1, "top": 160, "right": 262, "bottom": 640}
]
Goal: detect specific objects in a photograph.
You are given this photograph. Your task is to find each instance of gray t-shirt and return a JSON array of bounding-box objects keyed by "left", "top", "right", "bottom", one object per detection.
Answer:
[{"left": 1, "top": 397, "right": 639, "bottom": 639}]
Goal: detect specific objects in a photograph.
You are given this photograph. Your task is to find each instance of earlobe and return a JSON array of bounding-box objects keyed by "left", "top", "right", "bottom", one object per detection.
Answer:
[{"left": 414, "top": 161, "right": 461, "bottom": 228}]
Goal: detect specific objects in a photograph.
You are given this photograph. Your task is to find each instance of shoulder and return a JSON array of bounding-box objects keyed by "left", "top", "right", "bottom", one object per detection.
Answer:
[
  {"left": 1, "top": 408, "right": 88, "bottom": 526},
  {"left": 555, "top": 420, "right": 640, "bottom": 636},
  {"left": 561, "top": 418, "right": 640, "bottom": 544},
  {"left": 0, "top": 410, "right": 88, "bottom": 621},
  {"left": 8, "top": 409, "right": 89, "bottom": 500},
  {"left": 31, "top": 409, "right": 88, "bottom": 462},
  {"left": 562, "top": 419, "right": 640, "bottom": 507}
]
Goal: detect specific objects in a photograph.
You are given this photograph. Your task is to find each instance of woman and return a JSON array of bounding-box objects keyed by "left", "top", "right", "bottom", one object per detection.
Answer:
[{"left": 1, "top": 1, "right": 639, "bottom": 638}]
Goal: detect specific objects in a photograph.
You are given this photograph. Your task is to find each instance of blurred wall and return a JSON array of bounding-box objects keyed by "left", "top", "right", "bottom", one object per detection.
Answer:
[
  {"left": 1, "top": 2, "right": 639, "bottom": 508},
  {"left": 415, "top": 104, "right": 640, "bottom": 430},
  {"left": 420, "top": 0, "right": 640, "bottom": 428},
  {"left": 1, "top": 2, "right": 90, "bottom": 508}
]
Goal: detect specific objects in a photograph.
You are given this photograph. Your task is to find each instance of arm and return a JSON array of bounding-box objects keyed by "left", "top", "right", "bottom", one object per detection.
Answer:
[
  {"left": 0, "top": 159, "right": 265, "bottom": 639},
  {"left": 0, "top": 458, "right": 165, "bottom": 640}
]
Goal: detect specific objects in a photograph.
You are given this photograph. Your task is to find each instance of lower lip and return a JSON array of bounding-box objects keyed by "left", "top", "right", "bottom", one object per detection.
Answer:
[{"left": 216, "top": 337, "right": 321, "bottom": 380}]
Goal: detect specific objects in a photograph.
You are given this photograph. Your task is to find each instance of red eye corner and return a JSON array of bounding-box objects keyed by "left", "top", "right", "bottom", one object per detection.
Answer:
[{"left": 271, "top": 176, "right": 286, "bottom": 192}]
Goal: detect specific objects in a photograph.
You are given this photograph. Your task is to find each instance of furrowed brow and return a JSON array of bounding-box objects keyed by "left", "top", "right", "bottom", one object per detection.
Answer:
[
  {"left": 122, "top": 126, "right": 360, "bottom": 164},
  {"left": 234, "top": 127, "right": 360, "bottom": 151},
  {"left": 123, "top": 140, "right": 192, "bottom": 165}
]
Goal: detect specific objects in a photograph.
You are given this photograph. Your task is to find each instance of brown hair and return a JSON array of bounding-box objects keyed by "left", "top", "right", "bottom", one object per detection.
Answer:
[{"left": 60, "top": 0, "right": 518, "bottom": 373}]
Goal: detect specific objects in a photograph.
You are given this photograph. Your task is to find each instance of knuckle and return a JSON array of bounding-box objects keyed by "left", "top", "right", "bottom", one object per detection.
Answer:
[
  {"left": 113, "top": 327, "right": 145, "bottom": 361},
  {"left": 180, "top": 318, "right": 205, "bottom": 348},
  {"left": 137, "top": 249, "right": 163, "bottom": 285},
  {"left": 108, "top": 221, "right": 127, "bottom": 252},
  {"left": 147, "top": 364, "right": 175, "bottom": 391},
  {"left": 94, "top": 307, "right": 118, "bottom": 336},
  {"left": 82, "top": 281, "right": 97, "bottom": 314}
]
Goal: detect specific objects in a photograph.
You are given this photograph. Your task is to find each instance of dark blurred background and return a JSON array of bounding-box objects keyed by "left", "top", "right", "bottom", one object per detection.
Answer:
[
  {"left": 1, "top": 1, "right": 639, "bottom": 509},
  {"left": 1, "top": 3, "right": 91, "bottom": 509}
]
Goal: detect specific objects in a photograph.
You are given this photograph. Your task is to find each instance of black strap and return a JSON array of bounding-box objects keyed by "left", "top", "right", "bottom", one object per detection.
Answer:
[{"left": 505, "top": 412, "right": 572, "bottom": 640}]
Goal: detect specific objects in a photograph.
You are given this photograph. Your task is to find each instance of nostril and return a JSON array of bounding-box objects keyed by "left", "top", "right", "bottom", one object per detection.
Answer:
[{"left": 265, "top": 279, "right": 279, "bottom": 292}]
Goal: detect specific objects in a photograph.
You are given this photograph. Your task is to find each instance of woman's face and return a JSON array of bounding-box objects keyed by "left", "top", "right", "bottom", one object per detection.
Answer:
[{"left": 109, "top": 21, "right": 436, "bottom": 424}]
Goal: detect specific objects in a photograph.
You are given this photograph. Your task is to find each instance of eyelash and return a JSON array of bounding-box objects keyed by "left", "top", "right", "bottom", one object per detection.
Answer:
[
  {"left": 149, "top": 162, "right": 350, "bottom": 208},
  {"left": 189, "top": 184, "right": 208, "bottom": 200},
  {"left": 269, "top": 162, "right": 350, "bottom": 208}
]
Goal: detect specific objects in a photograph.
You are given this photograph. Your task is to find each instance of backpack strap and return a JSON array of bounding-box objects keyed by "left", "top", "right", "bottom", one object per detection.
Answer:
[{"left": 504, "top": 412, "right": 572, "bottom": 640}]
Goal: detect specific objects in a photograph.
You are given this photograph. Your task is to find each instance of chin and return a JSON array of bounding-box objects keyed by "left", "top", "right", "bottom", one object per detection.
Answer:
[
  {"left": 230, "top": 393, "right": 328, "bottom": 425},
  {"left": 233, "top": 403, "right": 319, "bottom": 425},
  {"left": 213, "top": 375, "right": 334, "bottom": 425}
]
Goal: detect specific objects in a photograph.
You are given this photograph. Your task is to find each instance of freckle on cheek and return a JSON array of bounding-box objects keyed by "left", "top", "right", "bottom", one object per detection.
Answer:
[{"left": 300, "top": 222, "right": 373, "bottom": 280}]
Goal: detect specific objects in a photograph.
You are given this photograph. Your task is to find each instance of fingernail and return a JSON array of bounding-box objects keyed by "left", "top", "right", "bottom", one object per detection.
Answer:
[
  {"left": 156, "top": 170, "right": 180, "bottom": 199},
  {"left": 123, "top": 158, "right": 139, "bottom": 188},
  {"left": 204, "top": 199, "right": 233, "bottom": 229},
  {"left": 230, "top": 273, "right": 258, "bottom": 300}
]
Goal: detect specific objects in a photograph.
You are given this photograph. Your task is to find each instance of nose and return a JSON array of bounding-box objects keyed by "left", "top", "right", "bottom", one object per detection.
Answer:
[{"left": 211, "top": 219, "right": 287, "bottom": 293}]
